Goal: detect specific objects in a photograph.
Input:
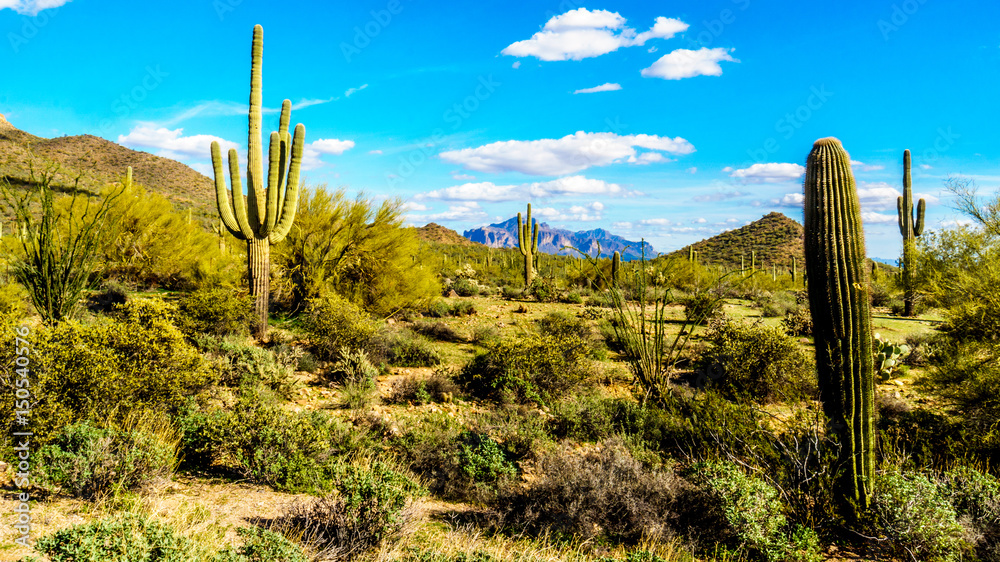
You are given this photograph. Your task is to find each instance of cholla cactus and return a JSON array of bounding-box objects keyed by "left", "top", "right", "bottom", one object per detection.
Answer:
[{"left": 210, "top": 25, "right": 306, "bottom": 339}]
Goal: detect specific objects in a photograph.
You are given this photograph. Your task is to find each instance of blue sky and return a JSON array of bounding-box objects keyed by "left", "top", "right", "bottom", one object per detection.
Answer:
[{"left": 2, "top": 0, "right": 998, "bottom": 259}]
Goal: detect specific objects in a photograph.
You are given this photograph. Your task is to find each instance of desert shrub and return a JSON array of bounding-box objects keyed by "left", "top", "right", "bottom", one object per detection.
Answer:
[
  {"left": 683, "top": 291, "right": 724, "bottom": 324},
  {"left": 862, "top": 469, "right": 966, "bottom": 561},
  {"left": 176, "top": 287, "right": 257, "bottom": 337},
  {"left": 877, "top": 406, "right": 979, "bottom": 471},
  {"left": 280, "top": 459, "right": 422, "bottom": 559},
  {"left": 303, "top": 293, "right": 380, "bottom": 360},
  {"left": 755, "top": 291, "right": 797, "bottom": 318},
  {"left": 425, "top": 300, "right": 476, "bottom": 318},
  {"left": 411, "top": 320, "right": 464, "bottom": 342},
  {"left": 525, "top": 278, "right": 556, "bottom": 302},
  {"left": 536, "top": 311, "right": 606, "bottom": 359},
  {"left": 451, "top": 278, "right": 479, "bottom": 297},
  {"left": 782, "top": 305, "right": 813, "bottom": 337},
  {"left": 0, "top": 280, "right": 28, "bottom": 321},
  {"left": 1, "top": 298, "right": 214, "bottom": 444},
  {"left": 455, "top": 431, "right": 518, "bottom": 490},
  {"left": 586, "top": 292, "right": 614, "bottom": 308},
  {"left": 210, "top": 337, "right": 299, "bottom": 399},
  {"left": 471, "top": 325, "right": 500, "bottom": 347},
  {"left": 870, "top": 278, "right": 894, "bottom": 307},
  {"left": 940, "top": 299, "right": 1000, "bottom": 342},
  {"left": 34, "top": 418, "right": 177, "bottom": 499},
  {"left": 85, "top": 279, "right": 129, "bottom": 314},
  {"left": 698, "top": 318, "right": 815, "bottom": 403},
  {"left": 561, "top": 291, "right": 583, "bottom": 304},
  {"left": 214, "top": 526, "right": 310, "bottom": 562},
  {"left": 21, "top": 513, "right": 199, "bottom": 562},
  {"left": 385, "top": 370, "right": 459, "bottom": 405},
  {"left": 938, "top": 466, "right": 1000, "bottom": 561},
  {"left": 323, "top": 348, "right": 379, "bottom": 410},
  {"left": 451, "top": 300, "right": 476, "bottom": 316},
  {"left": 369, "top": 329, "right": 442, "bottom": 367},
  {"left": 497, "top": 440, "right": 686, "bottom": 543},
  {"left": 923, "top": 338, "right": 1000, "bottom": 446},
  {"left": 297, "top": 350, "right": 320, "bottom": 373},
  {"left": 684, "top": 460, "right": 822, "bottom": 562},
  {"left": 501, "top": 286, "right": 521, "bottom": 300},
  {"left": 457, "top": 333, "right": 590, "bottom": 404},
  {"left": 178, "top": 389, "right": 362, "bottom": 493}
]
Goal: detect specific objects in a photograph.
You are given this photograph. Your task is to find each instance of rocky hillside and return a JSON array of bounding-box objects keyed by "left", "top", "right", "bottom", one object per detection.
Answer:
[
  {"left": 0, "top": 113, "right": 215, "bottom": 213},
  {"left": 413, "top": 222, "right": 482, "bottom": 246},
  {"left": 463, "top": 217, "right": 655, "bottom": 260},
  {"left": 664, "top": 212, "right": 805, "bottom": 268}
]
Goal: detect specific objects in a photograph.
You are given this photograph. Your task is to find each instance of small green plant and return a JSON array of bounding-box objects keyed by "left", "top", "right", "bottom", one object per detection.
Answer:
[
  {"left": 369, "top": 329, "right": 443, "bottom": 367},
  {"left": 177, "top": 287, "right": 257, "bottom": 337},
  {"left": 456, "top": 431, "right": 517, "bottom": 489},
  {"left": 20, "top": 513, "right": 198, "bottom": 562},
  {"left": 214, "top": 526, "right": 309, "bottom": 562},
  {"left": 34, "top": 417, "right": 177, "bottom": 500},
  {"left": 451, "top": 278, "right": 479, "bottom": 297},
  {"left": 303, "top": 293, "right": 379, "bottom": 360},
  {"left": 873, "top": 333, "right": 910, "bottom": 380}
]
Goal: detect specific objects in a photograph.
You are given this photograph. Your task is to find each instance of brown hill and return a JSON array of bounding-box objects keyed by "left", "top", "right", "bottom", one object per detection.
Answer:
[
  {"left": 0, "top": 114, "right": 214, "bottom": 213},
  {"left": 666, "top": 212, "right": 805, "bottom": 268},
  {"left": 414, "top": 222, "right": 482, "bottom": 246}
]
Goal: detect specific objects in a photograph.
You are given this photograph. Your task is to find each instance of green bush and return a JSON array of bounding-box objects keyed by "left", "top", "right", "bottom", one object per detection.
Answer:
[
  {"left": 685, "top": 460, "right": 822, "bottom": 562},
  {"left": 451, "top": 278, "right": 479, "bottom": 297},
  {"left": 19, "top": 515, "right": 307, "bottom": 562},
  {"left": 281, "top": 459, "right": 422, "bottom": 559},
  {"left": 501, "top": 286, "right": 521, "bottom": 300},
  {"left": 0, "top": 298, "right": 214, "bottom": 445},
  {"left": 177, "top": 389, "right": 363, "bottom": 493},
  {"left": 561, "top": 291, "right": 583, "bottom": 304},
  {"left": 536, "top": 311, "right": 606, "bottom": 360},
  {"left": 411, "top": 320, "right": 464, "bottom": 343},
  {"left": 683, "top": 291, "right": 724, "bottom": 324},
  {"left": 698, "top": 318, "right": 815, "bottom": 403},
  {"left": 863, "top": 469, "right": 966, "bottom": 561},
  {"left": 457, "top": 333, "right": 590, "bottom": 404},
  {"left": 34, "top": 418, "right": 177, "bottom": 499},
  {"left": 497, "top": 440, "right": 686, "bottom": 543},
  {"left": 303, "top": 293, "right": 380, "bottom": 360},
  {"left": 456, "top": 431, "right": 517, "bottom": 490},
  {"left": 525, "top": 278, "right": 556, "bottom": 302},
  {"left": 424, "top": 300, "right": 476, "bottom": 318},
  {"left": 176, "top": 287, "right": 257, "bottom": 337},
  {"left": 782, "top": 306, "right": 813, "bottom": 337},
  {"left": 938, "top": 466, "right": 1000, "bottom": 562},
  {"left": 385, "top": 370, "right": 459, "bottom": 405},
  {"left": 206, "top": 336, "right": 300, "bottom": 399},
  {"left": 213, "top": 526, "right": 309, "bottom": 562},
  {"left": 20, "top": 513, "right": 198, "bottom": 562},
  {"left": 370, "top": 329, "right": 443, "bottom": 367}
]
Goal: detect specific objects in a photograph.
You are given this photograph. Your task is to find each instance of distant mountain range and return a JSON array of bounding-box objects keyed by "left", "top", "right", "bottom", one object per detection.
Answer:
[{"left": 463, "top": 217, "right": 655, "bottom": 261}]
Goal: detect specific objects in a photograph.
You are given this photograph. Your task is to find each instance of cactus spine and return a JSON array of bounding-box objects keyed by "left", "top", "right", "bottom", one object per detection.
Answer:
[
  {"left": 803, "top": 137, "right": 875, "bottom": 522},
  {"left": 897, "top": 149, "right": 925, "bottom": 317},
  {"left": 611, "top": 251, "right": 621, "bottom": 287},
  {"left": 211, "top": 24, "right": 305, "bottom": 339},
  {"left": 517, "top": 203, "right": 539, "bottom": 286}
]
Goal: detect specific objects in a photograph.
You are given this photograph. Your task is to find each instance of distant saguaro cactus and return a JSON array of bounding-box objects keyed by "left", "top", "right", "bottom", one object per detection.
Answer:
[
  {"left": 897, "top": 149, "right": 925, "bottom": 317},
  {"left": 803, "top": 137, "right": 875, "bottom": 522},
  {"left": 517, "top": 203, "right": 539, "bottom": 286},
  {"left": 211, "top": 24, "right": 305, "bottom": 339},
  {"left": 611, "top": 250, "right": 621, "bottom": 287}
]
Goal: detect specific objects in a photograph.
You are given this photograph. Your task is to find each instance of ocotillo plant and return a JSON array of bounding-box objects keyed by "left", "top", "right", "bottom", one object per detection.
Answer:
[
  {"left": 517, "top": 203, "right": 539, "bottom": 286},
  {"left": 897, "top": 149, "right": 925, "bottom": 317},
  {"left": 611, "top": 251, "right": 621, "bottom": 287},
  {"left": 211, "top": 24, "right": 306, "bottom": 339},
  {"left": 803, "top": 137, "right": 875, "bottom": 522}
]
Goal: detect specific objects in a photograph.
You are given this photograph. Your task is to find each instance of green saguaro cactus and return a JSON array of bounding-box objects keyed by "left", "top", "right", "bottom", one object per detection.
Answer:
[
  {"left": 897, "top": 149, "right": 925, "bottom": 317},
  {"left": 517, "top": 203, "right": 539, "bottom": 287},
  {"left": 791, "top": 256, "right": 798, "bottom": 284},
  {"left": 803, "top": 137, "right": 875, "bottom": 522},
  {"left": 611, "top": 251, "right": 621, "bottom": 288},
  {"left": 211, "top": 24, "right": 305, "bottom": 339}
]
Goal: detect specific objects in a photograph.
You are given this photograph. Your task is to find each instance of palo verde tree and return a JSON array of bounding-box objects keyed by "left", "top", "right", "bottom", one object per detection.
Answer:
[
  {"left": 803, "top": 137, "right": 875, "bottom": 523},
  {"left": 0, "top": 162, "right": 123, "bottom": 323},
  {"left": 211, "top": 24, "right": 306, "bottom": 339},
  {"left": 897, "top": 149, "right": 926, "bottom": 317}
]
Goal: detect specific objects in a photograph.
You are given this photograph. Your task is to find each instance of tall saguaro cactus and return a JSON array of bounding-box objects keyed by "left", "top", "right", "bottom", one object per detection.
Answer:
[
  {"left": 211, "top": 24, "right": 305, "bottom": 339},
  {"left": 897, "top": 149, "right": 925, "bottom": 317},
  {"left": 803, "top": 137, "right": 875, "bottom": 522},
  {"left": 517, "top": 203, "right": 539, "bottom": 287},
  {"left": 611, "top": 251, "right": 621, "bottom": 288}
]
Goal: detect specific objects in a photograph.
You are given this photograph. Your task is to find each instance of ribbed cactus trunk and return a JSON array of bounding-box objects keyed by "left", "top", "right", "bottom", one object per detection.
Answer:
[
  {"left": 803, "top": 137, "right": 875, "bottom": 523},
  {"left": 897, "top": 149, "right": 925, "bottom": 317},
  {"left": 517, "top": 203, "right": 538, "bottom": 287},
  {"left": 611, "top": 251, "right": 621, "bottom": 288},
  {"left": 211, "top": 24, "right": 305, "bottom": 340}
]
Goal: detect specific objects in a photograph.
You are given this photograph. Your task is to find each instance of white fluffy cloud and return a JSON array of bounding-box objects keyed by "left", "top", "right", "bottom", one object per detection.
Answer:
[
  {"left": 118, "top": 126, "right": 238, "bottom": 160},
  {"left": 502, "top": 8, "right": 688, "bottom": 61},
  {"left": 573, "top": 83, "right": 622, "bottom": 94},
  {"left": 641, "top": 47, "right": 738, "bottom": 80},
  {"left": 0, "top": 0, "right": 69, "bottom": 14},
  {"left": 729, "top": 163, "right": 805, "bottom": 183},
  {"left": 780, "top": 193, "right": 804, "bottom": 206},
  {"left": 533, "top": 202, "right": 605, "bottom": 222},
  {"left": 439, "top": 131, "right": 694, "bottom": 176},
  {"left": 408, "top": 202, "right": 488, "bottom": 223},
  {"left": 856, "top": 181, "right": 940, "bottom": 212},
  {"left": 417, "top": 175, "right": 637, "bottom": 202},
  {"left": 851, "top": 160, "right": 885, "bottom": 172},
  {"left": 301, "top": 139, "right": 355, "bottom": 170},
  {"left": 861, "top": 212, "right": 898, "bottom": 224}
]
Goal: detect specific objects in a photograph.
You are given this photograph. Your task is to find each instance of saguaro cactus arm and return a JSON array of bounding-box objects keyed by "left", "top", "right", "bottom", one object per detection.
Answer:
[{"left": 269, "top": 123, "right": 305, "bottom": 244}]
